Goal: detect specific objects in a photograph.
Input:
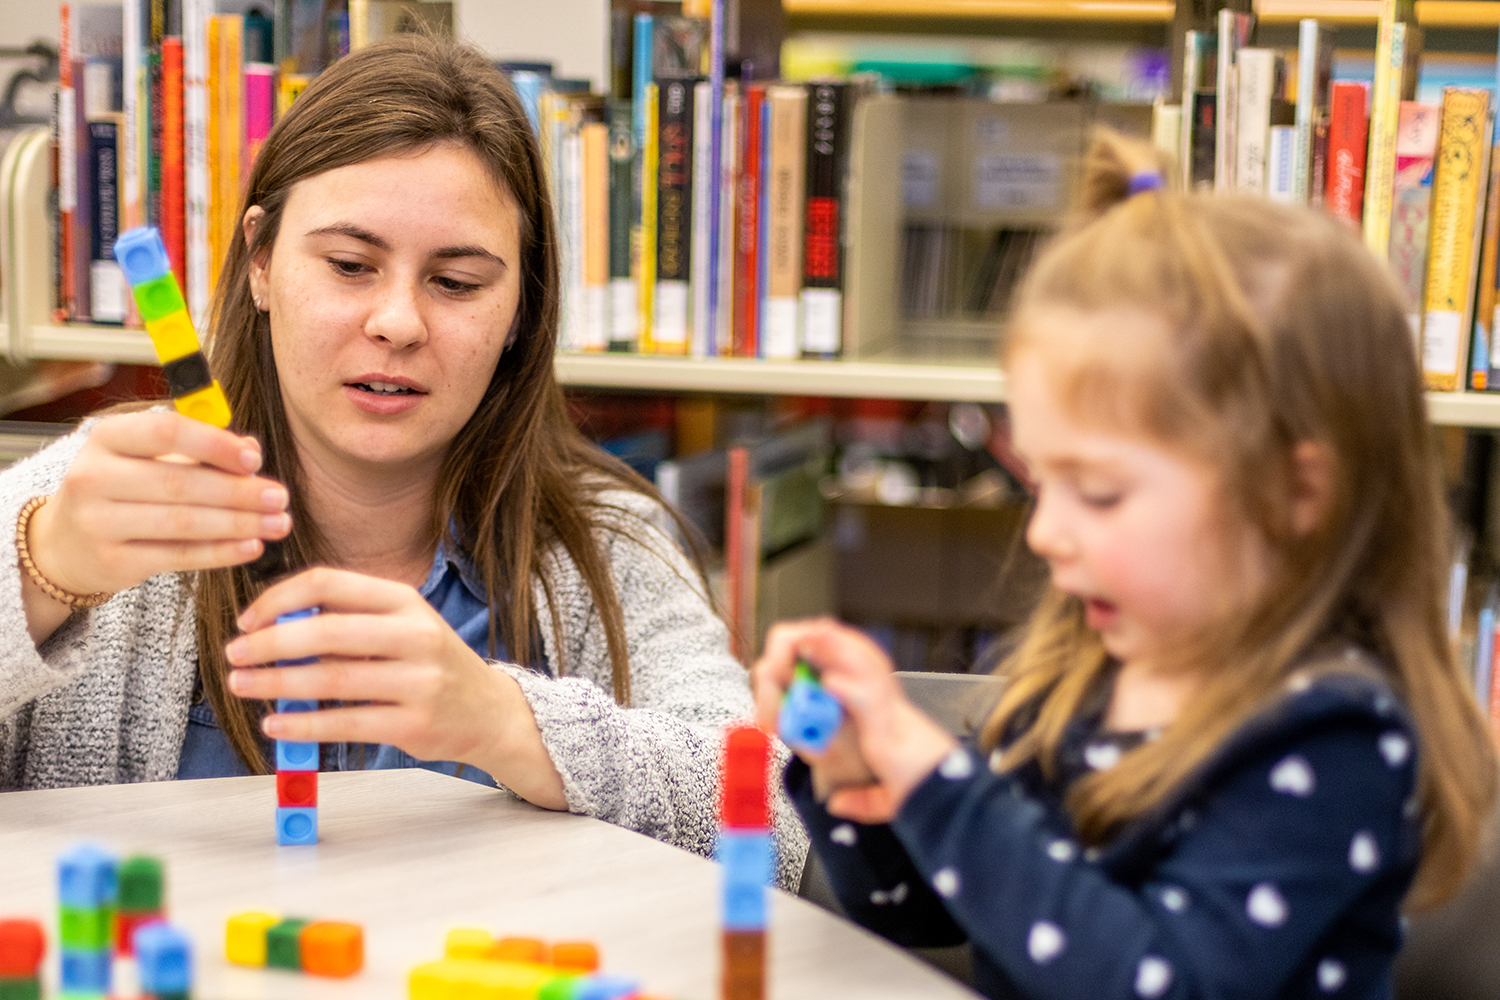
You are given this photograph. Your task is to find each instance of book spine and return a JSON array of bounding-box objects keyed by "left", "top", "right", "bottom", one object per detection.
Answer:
[
  {"left": 184, "top": 0, "right": 208, "bottom": 325},
  {"left": 88, "top": 117, "right": 127, "bottom": 324},
  {"left": 123, "top": 0, "right": 142, "bottom": 247},
  {"left": 1178, "top": 30, "right": 1204, "bottom": 193},
  {"left": 1365, "top": 21, "right": 1418, "bottom": 258},
  {"left": 1293, "top": 20, "right": 1320, "bottom": 203},
  {"left": 734, "top": 84, "right": 766, "bottom": 358},
  {"left": 631, "top": 15, "right": 654, "bottom": 351},
  {"left": 161, "top": 36, "right": 185, "bottom": 288},
  {"left": 606, "top": 98, "right": 637, "bottom": 350},
  {"left": 245, "top": 63, "right": 275, "bottom": 167},
  {"left": 147, "top": 0, "right": 164, "bottom": 231},
  {"left": 1234, "top": 48, "right": 1275, "bottom": 195},
  {"left": 1472, "top": 144, "right": 1500, "bottom": 390},
  {"left": 801, "top": 81, "right": 848, "bottom": 358},
  {"left": 1266, "top": 125, "right": 1296, "bottom": 203},
  {"left": 1388, "top": 101, "right": 1440, "bottom": 337},
  {"left": 560, "top": 124, "right": 584, "bottom": 352},
  {"left": 213, "top": 15, "right": 243, "bottom": 298},
  {"left": 73, "top": 57, "right": 93, "bottom": 321},
  {"left": 638, "top": 82, "right": 660, "bottom": 352},
  {"left": 653, "top": 78, "right": 693, "bottom": 354},
  {"left": 1190, "top": 91, "right": 1217, "bottom": 191},
  {"left": 1422, "top": 88, "right": 1492, "bottom": 391},
  {"left": 690, "top": 79, "right": 714, "bottom": 357},
  {"left": 716, "top": 82, "right": 740, "bottom": 357},
  {"left": 1214, "top": 9, "right": 1252, "bottom": 193},
  {"left": 58, "top": 4, "right": 77, "bottom": 321},
  {"left": 1326, "top": 82, "right": 1369, "bottom": 228},
  {"left": 762, "top": 84, "right": 807, "bottom": 360},
  {"left": 755, "top": 98, "right": 771, "bottom": 358},
  {"left": 205, "top": 14, "right": 221, "bottom": 303},
  {"left": 583, "top": 120, "right": 611, "bottom": 352},
  {"left": 1310, "top": 117, "right": 1330, "bottom": 207}
]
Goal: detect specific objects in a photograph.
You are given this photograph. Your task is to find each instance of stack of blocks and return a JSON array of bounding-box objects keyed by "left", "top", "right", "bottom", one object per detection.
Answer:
[
  {"left": 225, "top": 912, "right": 363, "bottom": 977},
  {"left": 0, "top": 919, "right": 45, "bottom": 1000},
  {"left": 274, "top": 607, "right": 321, "bottom": 845},
  {"left": 408, "top": 931, "right": 651, "bottom": 1000},
  {"left": 115, "top": 856, "right": 165, "bottom": 957},
  {"left": 718, "top": 725, "right": 772, "bottom": 1000},
  {"left": 58, "top": 844, "right": 116, "bottom": 998},
  {"left": 112, "top": 227, "right": 231, "bottom": 429},
  {"left": 778, "top": 661, "right": 843, "bottom": 754}
]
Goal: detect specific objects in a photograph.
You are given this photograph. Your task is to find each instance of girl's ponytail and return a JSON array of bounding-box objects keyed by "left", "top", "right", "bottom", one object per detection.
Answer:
[{"left": 1072, "top": 128, "right": 1170, "bottom": 224}]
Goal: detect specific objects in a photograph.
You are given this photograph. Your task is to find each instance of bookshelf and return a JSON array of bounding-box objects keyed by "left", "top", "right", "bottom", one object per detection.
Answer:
[{"left": 784, "top": 0, "right": 1500, "bottom": 26}]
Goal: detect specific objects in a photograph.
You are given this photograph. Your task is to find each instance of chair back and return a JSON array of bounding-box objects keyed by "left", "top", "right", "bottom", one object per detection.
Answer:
[{"left": 895, "top": 671, "right": 1004, "bottom": 739}]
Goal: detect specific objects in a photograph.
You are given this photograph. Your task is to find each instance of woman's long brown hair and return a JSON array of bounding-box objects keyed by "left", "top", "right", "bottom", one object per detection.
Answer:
[
  {"left": 982, "top": 128, "right": 1497, "bottom": 910},
  {"left": 195, "top": 34, "right": 706, "bottom": 773}
]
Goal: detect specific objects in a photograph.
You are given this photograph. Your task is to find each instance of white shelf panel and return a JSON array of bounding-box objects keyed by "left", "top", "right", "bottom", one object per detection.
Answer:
[
  {"left": 555, "top": 352, "right": 1010, "bottom": 402},
  {"left": 25, "top": 324, "right": 159, "bottom": 364},
  {"left": 1425, "top": 391, "right": 1500, "bottom": 428}
]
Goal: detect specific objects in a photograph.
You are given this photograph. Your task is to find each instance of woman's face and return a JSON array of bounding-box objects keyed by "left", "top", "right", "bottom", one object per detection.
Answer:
[{"left": 247, "top": 142, "right": 522, "bottom": 483}]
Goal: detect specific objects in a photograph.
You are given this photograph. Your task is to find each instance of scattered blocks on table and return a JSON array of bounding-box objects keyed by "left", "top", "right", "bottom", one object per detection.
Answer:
[
  {"left": 276, "top": 807, "right": 319, "bottom": 846},
  {"left": 408, "top": 958, "right": 564, "bottom": 1000},
  {"left": 301, "top": 922, "right": 363, "bottom": 978},
  {"left": 266, "top": 918, "right": 310, "bottom": 971},
  {"left": 442, "top": 929, "right": 495, "bottom": 960},
  {"left": 276, "top": 770, "right": 318, "bottom": 808},
  {"left": 225, "top": 912, "right": 279, "bottom": 967},
  {"left": 492, "top": 937, "right": 548, "bottom": 965},
  {"left": 549, "top": 942, "right": 599, "bottom": 974},
  {"left": 133, "top": 921, "right": 192, "bottom": 999},
  {"left": 410, "top": 934, "right": 630, "bottom": 1000},
  {"left": 0, "top": 918, "right": 44, "bottom": 1000}
]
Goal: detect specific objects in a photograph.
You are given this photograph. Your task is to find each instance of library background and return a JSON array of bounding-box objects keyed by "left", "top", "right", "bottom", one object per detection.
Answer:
[{"left": 8, "top": 0, "right": 1500, "bottom": 697}]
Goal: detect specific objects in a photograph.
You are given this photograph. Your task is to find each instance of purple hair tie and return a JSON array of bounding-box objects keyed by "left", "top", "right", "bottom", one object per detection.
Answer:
[{"left": 1128, "top": 170, "right": 1164, "bottom": 195}]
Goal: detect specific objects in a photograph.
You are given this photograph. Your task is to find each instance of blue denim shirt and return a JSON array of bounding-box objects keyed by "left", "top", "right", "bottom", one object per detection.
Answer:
[{"left": 176, "top": 539, "right": 545, "bottom": 786}]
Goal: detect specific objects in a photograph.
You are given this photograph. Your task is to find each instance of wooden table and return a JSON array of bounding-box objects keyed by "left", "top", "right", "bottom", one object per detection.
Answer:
[{"left": 0, "top": 769, "right": 980, "bottom": 999}]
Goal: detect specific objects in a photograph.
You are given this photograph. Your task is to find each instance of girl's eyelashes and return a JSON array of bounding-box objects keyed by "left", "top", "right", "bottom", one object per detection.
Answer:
[
  {"left": 323, "top": 256, "right": 483, "bottom": 297},
  {"left": 327, "top": 256, "right": 370, "bottom": 278},
  {"left": 433, "top": 275, "right": 482, "bottom": 296}
]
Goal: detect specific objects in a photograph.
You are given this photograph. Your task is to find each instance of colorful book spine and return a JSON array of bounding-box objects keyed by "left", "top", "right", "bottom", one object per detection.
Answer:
[
  {"left": 122, "top": 0, "right": 143, "bottom": 241},
  {"left": 631, "top": 15, "right": 654, "bottom": 350},
  {"left": 73, "top": 57, "right": 93, "bottom": 322},
  {"left": 1267, "top": 125, "right": 1296, "bottom": 203},
  {"left": 1294, "top": 19, "right": 1334, "bottom": 204},
  {"left": 801, "top": 82, "right": 849, "bottom": 358},
  {"left": 1421, "top": 88, "right": 1492, "bottom": 392},
  {"left": 1189, "top": 91, "right": 1217, "bottom": 192},
  {"left": 57, "top": 5, "right": 76, "bottom": 321},
  {"left": 1214, "top": 8, "right": 1253, "bottom": 192},
  {"left": 762, "top": 84, "right": 808, "bottom": 360},
  {"left": 734, "top": 84, "right": 767, "bottom": 357},
  {"left": 1364, "top": 11, "right": 1421, "bottom": 258},
  {"left": 1178, "top": 30, "right": 1213, "bottom": 193},
  {"left": 719, "top": 724, "right": 771, "bottom": 1000},
  {"left": 716, "top": 80, "right": 741, "bottom": 356},
  {"left": 638, "top": 82, "right": 660, "bottom": 352},
  {"left": 204, "top": 14, "right": 222, "bottom": 304},
  {"left": 211, "top": 14, "right": 244, "bottom": 298},
  {"left": 653, "top": 78, "right": 694, "bottom": 354},
  {"left": 1471, "top": 145, "right": 1500, "bottom": 390},
  {"left": 1326, "top": 82, "right": 1369, "bottom": 229},
  {"left": 1388, "top": 102, "right": 1440, "bottom": 338},
  {"left": 246, "top": 62, "right": 275, "bottom": 167},
  {"left": 606, "top": 99, "right": 637, "bottom": 351},
  {"left": 88, "top": 116, "right": 128, "bottom": 324},
  {"left": 691, "top": 78, "right": 714, "bottom": 357},
  {"left": 582, "top": 120, "right": 611, "bottom": 352},
  {"left": 1233, "top": 48, "right": 1279, "bottom": 195},
  {"left": 160, "top": 36, "right": 185, "bottom": 288},
  {"left": 183, "top": 0, "right": 210, "bottom": 324},
  {"left": 705, "top": 0, "right": 728, "bottom": 357}
]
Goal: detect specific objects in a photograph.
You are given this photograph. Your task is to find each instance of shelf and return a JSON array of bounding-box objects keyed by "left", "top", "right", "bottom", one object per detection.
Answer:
[
  {"left": 784, "top": 0, "right": 1174, "bottom": 22},
  {"left": 1255, "top": 0, "right": 1500, "bottom": 26},
  {"left": 23, "top": 324, "right": 159, "bottom": 365}
]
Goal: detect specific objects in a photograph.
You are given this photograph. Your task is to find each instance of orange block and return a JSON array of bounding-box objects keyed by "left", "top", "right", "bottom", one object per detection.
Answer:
[
  {"left": 300, "top": 921, "right": 363, "bottom": 977},
  {"left": 550, "top": 941, "right": 599, "bottom": 973},
  {"left": 491, "top": 937, "right": 548, "bottom": 965}
]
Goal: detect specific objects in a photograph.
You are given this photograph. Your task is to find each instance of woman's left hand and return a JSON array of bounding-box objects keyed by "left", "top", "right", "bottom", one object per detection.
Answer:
[{"left": 225, "top": 567, "right": 566, "bottom": 809}]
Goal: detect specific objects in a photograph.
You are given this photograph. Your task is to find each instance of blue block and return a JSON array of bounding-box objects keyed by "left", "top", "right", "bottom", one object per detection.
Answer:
[
  {"left": 133, "top": 922, "right": 192, "bottom": 994},
  {"left": 276, "top": 740, "right": 318, "bottom": 771},
  {"left": 574, "top": 974, "right": 641, "bottom": 1000},
  {"left": 112, "top": 227, "right": 172, "bottom": 285},
  {"left": 779, "top": 675, "right": 843, "bottom": 754},
  {"left": 276, "top": 608, "right": 320, "bottom": 666},
  {"left": 277, "top": 699, "right": 317, "bottom": 714},
  {"left": 60, "top": 949, "right": 111, "bottom": 993},
  {"left": 723, "top": 882, "right": 767, "bottom": 930},
  {"left": 276, "top": 807, "right": 318, "bottom": 845},
  {"left": 718, "top": 831, "right": 771, "bottom": 930},
  {"left": 58, "top": 843, "right": 117, "bottom": 908}
]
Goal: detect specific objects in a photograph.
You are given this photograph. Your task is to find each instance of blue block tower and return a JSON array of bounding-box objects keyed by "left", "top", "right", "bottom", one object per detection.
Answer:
[
  {"left": 274, "top": 607, "right": 320, "bottom": 846},
  {"left": 718, "top": 725, "right": 771, "bottom": 1000},
  {"left": 57, "top": 843, "right": 117, "bottom": 999}
]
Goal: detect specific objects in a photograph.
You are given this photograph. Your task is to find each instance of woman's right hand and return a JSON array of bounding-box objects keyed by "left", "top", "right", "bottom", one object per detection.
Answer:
[{"left": 22, "top": 411, "right": 290, "bottom": 632}]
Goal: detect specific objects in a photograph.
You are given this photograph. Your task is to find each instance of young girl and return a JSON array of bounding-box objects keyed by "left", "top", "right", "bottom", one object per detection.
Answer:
[
  {"left": 1, "top": 34, "right": 805, "bottom": 888},
  {"left": 753, "top": 130, "right": 1497, "bottom": 997}
]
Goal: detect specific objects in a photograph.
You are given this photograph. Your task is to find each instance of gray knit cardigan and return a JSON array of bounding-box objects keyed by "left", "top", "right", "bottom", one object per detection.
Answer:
[{"left": 0, "top": 425, "right": 808, "bottom": 890}]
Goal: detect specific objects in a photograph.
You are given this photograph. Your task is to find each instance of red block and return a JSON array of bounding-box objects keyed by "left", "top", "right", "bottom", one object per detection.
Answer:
[
  {"left": 0, "top": 919, "right": 44, "bottom": 976},
  {"left": 277, "top": 770, "right": 318, "bottom": 807},
  {"left": 720, "top": 725, "right": 770, "bottom": 829},
  {"left": 114, "top": 911, "right": 162, "bottom": 955}
]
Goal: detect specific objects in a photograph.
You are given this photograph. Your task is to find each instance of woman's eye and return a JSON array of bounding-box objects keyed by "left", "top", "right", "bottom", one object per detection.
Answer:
[
  {"left": 1079, "top": 491, "right": 1122, "bottom": 510},
  {"left": 434, "top": 276, "right": 480, "bottom": 295},
  {"left": 328, "top": 258, "right": 368, "bottom": 277}
]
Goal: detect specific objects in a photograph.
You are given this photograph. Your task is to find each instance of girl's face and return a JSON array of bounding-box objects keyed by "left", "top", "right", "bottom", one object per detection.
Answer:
[
  {"left": 1007, "top": 307, "right": 1273, "bottom": 676},
  {"left": 248, "top": 142, "right": 522, "bottom": 482}
]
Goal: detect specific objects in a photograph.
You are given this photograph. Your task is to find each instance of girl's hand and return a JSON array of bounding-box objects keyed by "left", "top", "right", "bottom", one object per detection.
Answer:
[
  {"left": 753, "top": 618, "right": 959, "bottom": 825},
  {"left": 224, "top": 567, "right": 565, "bottom": 809}
]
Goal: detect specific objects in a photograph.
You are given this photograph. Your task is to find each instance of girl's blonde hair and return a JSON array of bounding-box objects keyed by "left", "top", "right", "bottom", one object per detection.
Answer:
[{"left": 982, "top": 127, "right": 1496, "bottom": 910}]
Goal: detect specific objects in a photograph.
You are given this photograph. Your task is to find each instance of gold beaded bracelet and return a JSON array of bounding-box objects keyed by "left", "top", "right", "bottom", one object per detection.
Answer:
[{"left": 15, "top": 495, "right": 114, "bottom": 610}]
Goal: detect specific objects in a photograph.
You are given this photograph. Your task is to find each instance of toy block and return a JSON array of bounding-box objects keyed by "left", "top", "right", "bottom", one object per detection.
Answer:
[
  {"left": 300, "top": 921, "right": 363, "bottom": 977},
  {"left": 58, "top": 844, "right": 118, "bottom": 909},
  {"left": 172, "top": 381, "right": 233, "bottom": 429},
  {"left": 117, "top": 856, "right": 164, "bottom": 914},
  {"left": 265, "top": 918, "right": 308, "bottom": 971},
  {"left": 720, "top": 726, "right": 770, "bottom": 830},
  {"left": 718, "top": 832, "right": 771, "bottom": 931},
  {"left": 113, "top": 227, "right": 172, "bottom": 284},
  {"left": 276, "top": 771, "right": 318, "bottom": 808},
  {"left": 550, "top": 941, "right": 600, "bottom": 973},
  {"left": 537, "top": 978, "right": 581, "bottom": 1000},
  {"left": 58, "top": 907, "right": 112, "bottom": 951},
  {"left": 142, "top": 310, "right": 199, "bottom": 363},
  {"left": 276, "top": 699, "right": 317, "bottom": 714},
  {"left": 721, "top": 930, "right": 764, "bottom": 1000},
  {"left": 571, "top": 973, "right": 640, "bottom": 1000},
  {"left": 275, "top": 807, "right": 318, "bottom": 846},
  {"left": 0, "top": 978, "right": 40, "bottom": 1000},
  {"left": 491, "top": 937, "right": 547, "bottom": 965},
  {"left": 133, "top": 922, "right": 191, "bottom": 997},
  {"left": 442, "top": 928, "right": 494, "bottom": 960},
  {"left": 275, "top": 740, "right": 319, "bottom": 772},
  {"left": 59, "top": 948, "right": 111, "bottom": 993},
  {"left": 130, "top": 273, "right": 188, "bottom": 324},
  {"left": 408, "top": 958, "right": 555, "bottom": 1000},
  {"left": 115, "top": 911, "right": 162, "bottom": 955},
  {"left": 778, "top": 661, "right": 843, "bottom": 754},
  {"left": 224, "top": 912, "right": 278, "bottom": 967},
  {"left": 0, "top": 921, "right": 44, "bottom": 978}
]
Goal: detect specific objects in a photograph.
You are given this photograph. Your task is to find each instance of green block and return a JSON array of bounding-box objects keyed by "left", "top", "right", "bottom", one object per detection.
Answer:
[
  {"left": 132, "top": 273, "right": 187, "bottom": 323},
  {"left": 0, "top": 977, "right": 41, "bottom": 1000},
  {"left": 58, "top": 906, "right": 111, "bottom": 949},
  {"left": 266, "top": 918, "right": 308, "bottom": 971},
  {"left": 538, "top": 976, "right": 580, "bottom": 1000},
  {"left": 118, "top": 855, "right": 164, "bottom": 911}
]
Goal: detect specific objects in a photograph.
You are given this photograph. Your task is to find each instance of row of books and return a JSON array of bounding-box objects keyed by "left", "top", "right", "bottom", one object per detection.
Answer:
[
  {"left": 52, "top": 1, "right": 453, "bottom": 329},
  {"left": 1164, "top": 0, "right": 1500, "bottom": 394}
]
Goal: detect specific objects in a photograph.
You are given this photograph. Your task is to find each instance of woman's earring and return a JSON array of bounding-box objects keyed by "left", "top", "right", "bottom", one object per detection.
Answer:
[{"left": 254, "top": 295, "right": 264, "bottom": 312}]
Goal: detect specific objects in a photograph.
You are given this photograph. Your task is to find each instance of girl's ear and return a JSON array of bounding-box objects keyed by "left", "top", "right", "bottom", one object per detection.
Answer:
[
  {"left": 242, "top": 206, "right": 270, "bottom": 304},
  {"left": 1289, "top": 441, "right": 1335, "bottom": 537}
]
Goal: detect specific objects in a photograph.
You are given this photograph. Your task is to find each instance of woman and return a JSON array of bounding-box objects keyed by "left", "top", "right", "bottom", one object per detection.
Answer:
[{"left": 0, "top": 34, "right": 806, "bottom": 888}]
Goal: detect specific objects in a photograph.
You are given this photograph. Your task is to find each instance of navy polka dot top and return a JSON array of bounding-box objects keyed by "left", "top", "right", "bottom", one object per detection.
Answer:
[{"left": 786, "top": 651, "right": 1422, "bottom": 1000}]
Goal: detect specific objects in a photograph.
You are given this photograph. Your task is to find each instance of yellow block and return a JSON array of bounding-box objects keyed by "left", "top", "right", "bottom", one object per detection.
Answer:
[
  {"left": 444, "top": 928, "right": 496, "bottom": 960},
  {"left": 144, "top": 309, "right": 200, "bottom": 363},
  {"left": 407, "top": 958, "right": 557, "bottom": 1000},
  {"left": 225, "top": 911, "right": 279, "bottom": 967},
  {"left": 174, "top": 381, "right": 233, "bottom": 429}
]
